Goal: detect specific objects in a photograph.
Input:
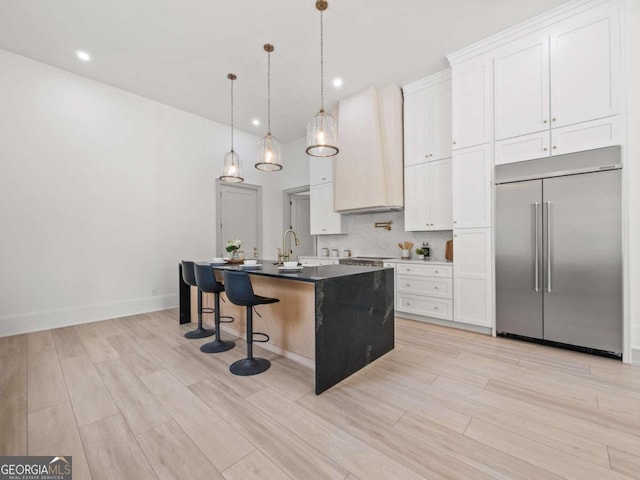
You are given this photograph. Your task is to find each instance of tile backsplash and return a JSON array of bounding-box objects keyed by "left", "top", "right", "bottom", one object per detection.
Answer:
[{"left": 316, "top": 210, "right": 453, "bottom": 260}]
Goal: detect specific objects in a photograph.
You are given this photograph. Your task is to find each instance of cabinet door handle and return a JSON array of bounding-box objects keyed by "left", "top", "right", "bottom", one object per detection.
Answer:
[
  {"left": 406, "top": 268, "right": 411, "bottom": 272},
  {"left": 321, "top": 177, "right": 327, "bottom": 180},
  {"left": 544, "top": 119, "right": 548, "bottom": 124},
  {"left": 406, "top": 283, "right": 411, "bottom": 287},
  {"left": 552, "top": 118, "right": 556, "bottom": 122},
  {"left": 434, "top": 286, "right": 439, "bottom": 290},
  {"left": 453, "top": 141, "right": 457, "bottom": 145},
  {"left": 453, "top": 220, "right": 457, "bottom": 224},
  {"left": 543, "top": 147, "right": 548, "bottom": 151},
  {"left": 406, "top": 302, "right": 411, "bottom": 306},
  {"left": 434, "top": 306, "right": 439, "bottom": 310},
  {"left": 434, "top": 270, "right": 439, "bottom": 273},
  {"left": 553, "top": 146, "right": 557, "bottom": 150}
]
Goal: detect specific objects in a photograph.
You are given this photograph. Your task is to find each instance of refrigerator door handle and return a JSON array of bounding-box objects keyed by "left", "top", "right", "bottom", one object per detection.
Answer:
[
  {"left": 546, "top": 201, "right": 552, "bottom": 293},
  {"left": 534, "top": 202, "right": 540, "bottom": 292}
]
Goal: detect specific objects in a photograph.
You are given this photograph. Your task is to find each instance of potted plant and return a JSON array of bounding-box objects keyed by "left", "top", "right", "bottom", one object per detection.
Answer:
[
  {"left": 398, "top": 241, "right": 414, "bottom": 260},
  {"left": 226, "top": 239, "right": 242, "bottom": 262},
  {"left": 415, "top": 247, "right": 425, "bottom": 260}
]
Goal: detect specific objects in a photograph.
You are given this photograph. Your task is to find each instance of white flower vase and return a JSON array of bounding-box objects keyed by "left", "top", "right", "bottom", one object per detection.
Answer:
[{"left": 401, "top": 249, "right": 411, "bottom": 260}]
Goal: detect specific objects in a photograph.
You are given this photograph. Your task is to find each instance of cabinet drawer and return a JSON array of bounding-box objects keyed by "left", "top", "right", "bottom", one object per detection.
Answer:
[
  {"left": 397, "top": 294, "right": 453, "bottom": 320},
  {"left": 397, "top": 275, "right": 452, "bottom": 299},
  {"left": 551, "top": 115, "right": 621, "bottom": 156},
  {"left": 396, "top": 264, "right": 452, "bottom": 278}
]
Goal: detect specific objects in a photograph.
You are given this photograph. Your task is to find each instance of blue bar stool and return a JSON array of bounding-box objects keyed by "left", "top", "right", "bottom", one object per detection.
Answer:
[
  {"left": 180, "top": 261, "right": 215, "bottom": 339},
  {"left": 194, "top": 263, "right": 235, "bottom": 353},
  {"left": 223, "top": 270, "right": 279, "bottom": 376}
]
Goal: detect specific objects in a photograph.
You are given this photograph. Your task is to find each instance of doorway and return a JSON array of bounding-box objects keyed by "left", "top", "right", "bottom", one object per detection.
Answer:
[
  {"left": 283, "top": 186, "right": 315, "bottom": 258},
  {"left": 216, "top": 181, "right": 262, "bottom": 259}
]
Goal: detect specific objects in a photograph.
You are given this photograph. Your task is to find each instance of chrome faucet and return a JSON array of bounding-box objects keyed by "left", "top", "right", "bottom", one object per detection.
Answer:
[{"left": 279, "top": 229, "right": 301, "bottom": 265}]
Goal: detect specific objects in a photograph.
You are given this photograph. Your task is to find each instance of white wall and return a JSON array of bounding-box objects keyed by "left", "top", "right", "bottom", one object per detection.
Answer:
[
  {"left": 628, "top": 0, "right": 640, "bottom": 361},
  {"left": 0, "top": 49, "right": 281, "bottom": 336},
  {"left": 281, "top": 137, "right": 310, "bottom": 190}
]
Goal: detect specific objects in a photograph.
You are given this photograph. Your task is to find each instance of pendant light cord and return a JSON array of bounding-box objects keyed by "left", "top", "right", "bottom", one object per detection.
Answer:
[
  {"left": 267, "top": 50, "right": 271, "bottom": 134},
  {"left": 230, "top": 76, "right": 234, "bottom": 151},
  {"left": 320, "top": 9, "right": 325, "bottom": 111}
]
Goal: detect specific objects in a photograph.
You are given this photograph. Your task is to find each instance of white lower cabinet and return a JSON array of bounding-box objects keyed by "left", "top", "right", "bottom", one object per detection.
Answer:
[
  {"left": 395, "top": 263, "right": 453, "bottom": 321},
  {"left": 310, "top": 183, "right": 346, "bottom": 235},
  {"left": 453, "top": 228, "right": 492, "bottom": 327},
  {"left": 298, "top": 256, "right": 339, "bottom": 266}
]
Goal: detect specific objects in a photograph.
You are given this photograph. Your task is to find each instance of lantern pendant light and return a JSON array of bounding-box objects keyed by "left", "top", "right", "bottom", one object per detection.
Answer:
[
  {"left": 220, "top": 73, "right": 244, "bottom": 183},
  {"left": 306, "top": 0, "right": 339, "bottom": 157},
  {"left": 256, "top": 44, "right": 283, "bottom": 172}
]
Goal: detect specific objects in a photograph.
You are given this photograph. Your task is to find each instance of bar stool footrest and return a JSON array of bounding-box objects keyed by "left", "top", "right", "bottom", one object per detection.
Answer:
[
  {"left": 219, "top": 316, "right": 235, "bottom": 324},
  {"left": 252, "top": 332, "right": 270, "bottom": 343},
  {"left": 201, "top": 307, "right": 215, "bottom": 314}
]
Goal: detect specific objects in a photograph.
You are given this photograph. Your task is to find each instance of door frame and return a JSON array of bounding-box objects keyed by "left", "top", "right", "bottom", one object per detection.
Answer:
[
  {"left": 215, "top": 180, "right": 263, "bottom": 257},
  {"left": 283, "top": 185, "right": 316, "bottom": 254}
]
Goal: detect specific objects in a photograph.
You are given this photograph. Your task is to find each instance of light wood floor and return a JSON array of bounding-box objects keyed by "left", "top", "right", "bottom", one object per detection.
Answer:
[{"left": 2, "top": 309, "right": 640, "bottom": 479}]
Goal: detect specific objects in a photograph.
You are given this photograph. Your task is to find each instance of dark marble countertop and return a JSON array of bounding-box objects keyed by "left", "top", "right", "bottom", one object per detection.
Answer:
[{"left": 202, "top": 259, "right": 389, "bottom": 283}]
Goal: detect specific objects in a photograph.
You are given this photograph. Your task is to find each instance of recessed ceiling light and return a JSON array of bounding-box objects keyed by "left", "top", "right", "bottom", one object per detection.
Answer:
[
  {"left": 252, "top": 119, "right": 260, "bottom": 126},
  {"left": 76, "top": 50, "right": 91, "bottom": 62},
  {"left": 332, "top": 78, "right": 343, "bottom": 88}
]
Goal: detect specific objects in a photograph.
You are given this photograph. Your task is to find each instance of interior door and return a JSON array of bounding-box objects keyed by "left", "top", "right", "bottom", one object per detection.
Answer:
[
  {"left": 542, "top": 170, "right": 622, "bottom": 353},
  {"left": 289, "top": 193, "right": 314, "bottom": 258},
  {"left": 217, "top": 182, "right": 261, "bottom": 259},
  {"left": 495, "top": 179, "right": 543, "bottom": 338}
]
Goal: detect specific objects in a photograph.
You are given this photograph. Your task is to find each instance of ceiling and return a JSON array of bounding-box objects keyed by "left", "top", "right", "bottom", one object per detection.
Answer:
[{"left": 0, "top": 0, "right": 568, "bottom": 143}]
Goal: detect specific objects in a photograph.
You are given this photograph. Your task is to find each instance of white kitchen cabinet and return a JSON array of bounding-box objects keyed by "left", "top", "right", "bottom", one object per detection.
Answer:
[
  {"left": 494, "top": 34, "right": 550, "bottom": 141},
  {"left": 451, "top": 55, "right": 493, "bottom": 150},
  {"left": 550, "top": 6, "right": 621, "bottom": 129},
  {"left": 453, "top": 228, "right": 492, "bottom": 327},
  {"left": 492, "top": 5, "right": 621, "bottom": 163},
  {"left": 404, "top": 159, "right": 452, "bottom": 232},
  {"left": 403, "top": 71, "right": 452, "bottom": 166},
  {"left": 309, "top": 157, "right": 333, "bottom": 185},
  {"left": 495, "top": 115, "right": 621, "bottom": 164},
  {"left": 495, "top": 131, "right": 550, "bottom": 165},
  {"left": 298, "top": 256, "right": 339, "bottom": 266},
  {"left": 383, "top": 262, "right": 396, "bottom": 309},
  {"left": 395, "top": 263, "right": 453, "bottom": 321},
  {"left": 310, "top": 183, "right": 346, "bottom": 235},
  {"left": 452, "top": 144, "right": 492, "bottom": 229},
  {"left": 551, "top": 115, "right": 621, "bottom": 156}
]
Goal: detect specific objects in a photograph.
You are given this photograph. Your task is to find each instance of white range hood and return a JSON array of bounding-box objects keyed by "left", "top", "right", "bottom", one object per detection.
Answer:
[{"left": 333, "top": 85, "right": 404, "bottom": 214}]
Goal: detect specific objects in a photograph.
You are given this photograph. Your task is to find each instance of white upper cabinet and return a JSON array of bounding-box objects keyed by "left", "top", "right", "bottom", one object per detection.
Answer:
[
  {"left": 452, "top": 144, "right": 492, "bottom": 229},
  {"left": 309, "top": 157, "right": 333, "bottom": 185},
  {"left": 451, "top": 56, "right": 493, "bottom": 150},
  {"left": 310, "top": 183, "right": 346, "bottom": 235},
  {"left": 404, "top": 71, "right": 453, "bottom": 166},
  {"left": 404, "top": 158, "right": 452, "bottom": 232},
  {"left": 494, "top": 34, "right": 550, "bottom": 141},
  {"left": 492, "top": 4, "right": 621, "bottom": 156},
  {"left": 550, "top": 7, "right": 621, "bottom": 128}
]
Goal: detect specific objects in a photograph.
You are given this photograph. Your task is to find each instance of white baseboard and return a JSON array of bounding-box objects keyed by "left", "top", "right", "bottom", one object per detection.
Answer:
[
  {"left": 632, "top": 347, "right": 640, "bottom": 365},
  {"left": 0, "top": 294, "right": 178, "bottom": 337},
  {"left": 396, "top": 312, "right": 493, "bottom": 335}
]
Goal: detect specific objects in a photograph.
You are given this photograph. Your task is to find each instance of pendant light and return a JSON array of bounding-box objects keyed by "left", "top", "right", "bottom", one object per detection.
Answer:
[
  {"left": 220, "top": 73, "right": 244, "bottom": 183},
  {"left": 256, "top": 44, "right": 283, "bottom": 172},
  {"left": 306, "top": 0, "right": 339, "bottom": 157}
]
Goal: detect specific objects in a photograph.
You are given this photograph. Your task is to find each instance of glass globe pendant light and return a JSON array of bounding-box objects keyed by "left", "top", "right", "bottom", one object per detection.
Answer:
[
  {"left": 255, "top": 44, "right": 283, "bottom": 172},
  {"left": 306, "top": 0, "right": 339, "bottom": 157},
  {"left": 220, "top": 73, "right": 244, "bottom": 183}
]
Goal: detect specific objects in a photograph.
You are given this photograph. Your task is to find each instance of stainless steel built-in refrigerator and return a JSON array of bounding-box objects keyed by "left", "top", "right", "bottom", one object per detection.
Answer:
[{"left": 495, "top": 147, "right": 622, "bottom": 357}]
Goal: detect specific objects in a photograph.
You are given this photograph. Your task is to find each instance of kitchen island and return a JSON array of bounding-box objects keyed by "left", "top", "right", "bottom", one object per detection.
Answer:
[{"left": 179, "top": 262, "right": 394, "bottom": 394}]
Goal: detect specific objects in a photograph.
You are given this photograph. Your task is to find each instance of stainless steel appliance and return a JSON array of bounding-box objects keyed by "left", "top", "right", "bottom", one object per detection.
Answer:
[
  {"left": 495, "top": 146, "right": 622, "bottom": 358},
  {"left": 339, "top": 257, "right": 392, "bottom": 267}
]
